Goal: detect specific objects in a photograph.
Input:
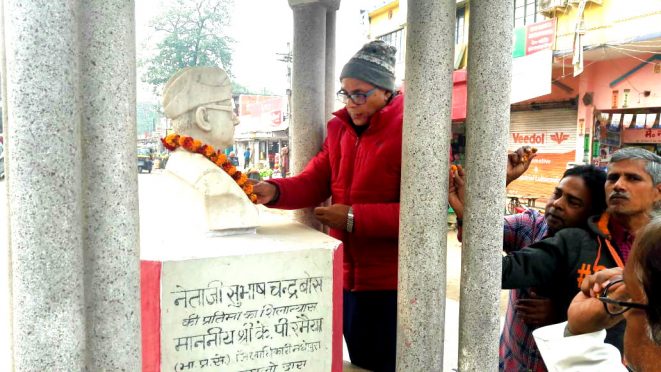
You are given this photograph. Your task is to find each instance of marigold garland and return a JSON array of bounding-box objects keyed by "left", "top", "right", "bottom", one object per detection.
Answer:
[{"left": 161, "top": 133, "right": 258, "bottom": 203}]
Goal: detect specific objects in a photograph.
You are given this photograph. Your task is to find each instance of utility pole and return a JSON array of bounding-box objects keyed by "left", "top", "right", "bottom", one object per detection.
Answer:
[{"left": 276, "top": 42, "right": 293, "bottom": 129}]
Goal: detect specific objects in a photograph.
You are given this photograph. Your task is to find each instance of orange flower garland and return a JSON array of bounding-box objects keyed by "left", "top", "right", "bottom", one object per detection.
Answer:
[{"left": 161, "top": 133, "right": 257, "bottom": 203}]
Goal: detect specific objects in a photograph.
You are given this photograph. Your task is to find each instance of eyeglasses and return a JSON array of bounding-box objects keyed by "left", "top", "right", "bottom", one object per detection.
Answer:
[
  {"left": 597, "top": 278, "right": 648, "bottom": 315},
  {"left": 205, "top": 103, "right": 234, "bottom": 112},
  {"left": 336, "top": 88, "right": 378, "bottom": 105},
  {"left": 205, "top": 104, "right": 240, "bottom": 126}
]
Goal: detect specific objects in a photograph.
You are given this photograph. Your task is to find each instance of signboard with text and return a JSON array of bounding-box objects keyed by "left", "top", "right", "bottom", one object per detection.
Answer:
[
  {"left": 512, "top": 19, "right": 556, "bottom": 57},
  {"left": 237, "top": 95, "right": 286, "bottom": 133},
  {"left": 507, "top": 126, "right": 576, "bottom": 201},
  {"left": 526, "top": 19, "right": 556, "bottom": 55},
  {"left": 160, "top": 249, "right": 334, "bottom": 372},
  {"left": 622, "top": 128, "right": 661, "bottom": 144}
]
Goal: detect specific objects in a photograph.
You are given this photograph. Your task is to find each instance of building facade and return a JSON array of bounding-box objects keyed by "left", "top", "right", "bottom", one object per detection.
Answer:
[{"left": 367, "top": 0, "right": 661, "bottom": 202}]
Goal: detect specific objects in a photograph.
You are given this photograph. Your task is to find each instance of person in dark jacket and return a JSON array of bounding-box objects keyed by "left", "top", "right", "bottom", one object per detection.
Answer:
[
  {"left": 252, "top": 40, "right": 402, "bottom": 372},
  {"left": 502, "top": 147, "right": 661, "bottom": 353},
  {"left": 535, "top": 216, "right": 661, "bottom": 371},
  {"left": 450, "top": 149, "right": 608, "bottom": 371}
]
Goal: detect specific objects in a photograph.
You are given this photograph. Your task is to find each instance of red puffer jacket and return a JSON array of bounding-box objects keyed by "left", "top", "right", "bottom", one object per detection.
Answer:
[{"left": 268, "top": 94, "right": 403, "bottom": 291}]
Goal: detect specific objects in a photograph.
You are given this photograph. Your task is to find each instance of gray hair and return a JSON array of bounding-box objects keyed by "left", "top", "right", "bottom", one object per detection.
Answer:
[{"left": 610, "top": 147, "right": 661, "bottom": 185}]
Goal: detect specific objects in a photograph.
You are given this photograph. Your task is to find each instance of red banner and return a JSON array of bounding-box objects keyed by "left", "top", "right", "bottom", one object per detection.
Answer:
[{"left": 525, "top": 19, "right": 556, "bottom": 55}]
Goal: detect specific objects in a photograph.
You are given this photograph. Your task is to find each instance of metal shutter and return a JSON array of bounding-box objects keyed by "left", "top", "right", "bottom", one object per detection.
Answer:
[{"left": 508, "top": 109, "right": 577, "bottom": 153}]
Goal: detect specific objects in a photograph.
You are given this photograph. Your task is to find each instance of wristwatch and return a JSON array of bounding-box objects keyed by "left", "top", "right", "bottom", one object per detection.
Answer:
[{"left": 346, "top": 207, "right": 354, "bottom": 233}]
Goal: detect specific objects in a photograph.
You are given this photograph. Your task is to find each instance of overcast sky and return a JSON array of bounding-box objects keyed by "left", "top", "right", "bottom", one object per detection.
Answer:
[{"left": 135, "top": 0, "right": 374, "bottom": 102}]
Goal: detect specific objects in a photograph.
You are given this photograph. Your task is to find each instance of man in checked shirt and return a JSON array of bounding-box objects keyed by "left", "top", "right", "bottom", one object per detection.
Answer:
[{"left": 449, "top": 147, "right": 607, "bottom": 371}]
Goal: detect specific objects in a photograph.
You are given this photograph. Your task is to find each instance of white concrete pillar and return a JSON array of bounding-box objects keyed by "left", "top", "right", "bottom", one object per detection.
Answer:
[
  {"left": 4, "top": 2, "right": 86, "bottom": 368},
  {"left": 288, "top": 0, "right": 340, "bottom": 228},
  {"left": 2, "top": 0, "right": 141, "bottom": 369},
  {"left": 325, "top": 8, "right": 337, "bottom": 128},
  {"left": 80, "top": 2, "right": 141, "bottom": 369},
  {"left": 458, "top": 0, "right": 514, "bottom": 370},
  {"left": 397, "top": 1, "right": 456, "bottom": 370}
]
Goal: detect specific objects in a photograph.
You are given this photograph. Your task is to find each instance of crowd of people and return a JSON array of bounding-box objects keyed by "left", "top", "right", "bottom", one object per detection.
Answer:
[{"left": 248, "top": 39, "right": 661, "bottom": 371}]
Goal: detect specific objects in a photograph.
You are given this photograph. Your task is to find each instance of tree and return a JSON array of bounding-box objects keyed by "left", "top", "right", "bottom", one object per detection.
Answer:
[{"left": 142, "top": 0, "right": 235, "bottom": 94}]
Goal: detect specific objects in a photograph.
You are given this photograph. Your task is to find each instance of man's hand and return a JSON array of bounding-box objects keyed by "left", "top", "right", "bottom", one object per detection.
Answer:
[
  {"left": 314, "top": 204, "right": 351, "bottom": 230},
  {"left": 448, "top": 165, "right": 466, "bottom": 219},
  {"left": 507, "top": 146, "right": 537, "bottom": 185},
  {"left": 250, "top": 180, "right": 277, "bottom": 205},
  {"left": 515, "top": 291, "right": 556, "bottom": 327},
  {"left": 567, "top": 267, "right": 624, "bottom": 335},
  {"left": 580, "top": 267, "right": 623, "bottom": 298}
]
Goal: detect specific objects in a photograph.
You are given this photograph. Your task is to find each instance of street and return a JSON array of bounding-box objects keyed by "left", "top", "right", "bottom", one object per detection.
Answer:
[{"left": 1, "top": 172, "right": 508, "bottom": 371}]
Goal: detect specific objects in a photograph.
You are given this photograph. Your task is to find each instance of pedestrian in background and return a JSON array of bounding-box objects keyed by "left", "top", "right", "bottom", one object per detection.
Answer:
[
  {"left": 243, "top": 147, "right": 251, "bottom": 168},
  {"left": 251, "top": 40, "right": 402, "bottom": 372},
  {"left": 229, "top": 151, "right": 239, "bottom": 166},
  {"left": 280, "top": 145, "right": 289, "bottom": 178}
]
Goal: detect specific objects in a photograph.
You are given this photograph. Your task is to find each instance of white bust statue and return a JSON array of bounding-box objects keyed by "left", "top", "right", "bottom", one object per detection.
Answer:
[{"left": 161, "top": 66, "right": 258, "bottom": 235}]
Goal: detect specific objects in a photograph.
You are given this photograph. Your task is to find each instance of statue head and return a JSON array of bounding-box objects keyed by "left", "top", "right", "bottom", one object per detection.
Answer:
[{"left": 162, "top": 66, "right": 239, "bottom": 150}]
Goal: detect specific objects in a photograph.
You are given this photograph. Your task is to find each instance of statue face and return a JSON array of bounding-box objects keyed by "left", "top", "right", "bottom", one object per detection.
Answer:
[{"left": 206, "top": 105, "right": 239, "bottom": 150}]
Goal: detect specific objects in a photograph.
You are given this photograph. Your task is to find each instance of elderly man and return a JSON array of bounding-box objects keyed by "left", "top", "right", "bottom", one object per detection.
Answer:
[
  {"left": 502, "top": 147, "right": 661, "bottom": 353},
  {"left": 252, "top": 40, "right": 402, "bottom": 372},
  {"left": 534, "top": 216, "right": 661, "bottom": 371}
]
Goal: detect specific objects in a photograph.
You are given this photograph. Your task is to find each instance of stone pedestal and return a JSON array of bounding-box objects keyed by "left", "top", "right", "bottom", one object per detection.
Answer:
[{"left": 140, "top": 220, "right": 343, "bottom": 372}]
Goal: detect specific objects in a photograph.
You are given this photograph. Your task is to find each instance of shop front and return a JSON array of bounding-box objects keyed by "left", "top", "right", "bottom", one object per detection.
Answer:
[
  {"left": 592, "top": 107, "right": 661, "bottom": 167},
  {"left": 506, "top": 106, "right": 579, "bottom": 204},
  {"left": 576, "top": 54, "right": 661, "bottom": 165}
]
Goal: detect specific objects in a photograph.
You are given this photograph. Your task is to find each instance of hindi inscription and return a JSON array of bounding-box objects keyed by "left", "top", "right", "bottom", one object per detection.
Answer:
[{"left": 161, "top": 249, "right": 333, "bottom": 371}]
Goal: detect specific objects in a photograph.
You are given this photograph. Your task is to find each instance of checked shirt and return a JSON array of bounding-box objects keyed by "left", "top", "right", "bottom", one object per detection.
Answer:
[{"left": 499, "top": 208, "right": 549, "bottom": 372}]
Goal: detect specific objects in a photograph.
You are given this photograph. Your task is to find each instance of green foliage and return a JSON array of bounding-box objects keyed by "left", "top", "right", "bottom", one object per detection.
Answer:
[
  {"left": 142, "top": 0, "right": 235, "bottom": 94},
  {"left": 259, "top": 168, "right": 273, "bottom": 179},
  {"left": 136, "top": 102, "right": 161, "bottom": 136},
  {"left": 231, "top": 81, "right": 251, "bottom": 95}
]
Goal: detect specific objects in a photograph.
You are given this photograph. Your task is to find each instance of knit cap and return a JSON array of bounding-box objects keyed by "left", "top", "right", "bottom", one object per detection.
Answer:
[{"left": 339, "top": 40, "right": 397, "bottom": 92}]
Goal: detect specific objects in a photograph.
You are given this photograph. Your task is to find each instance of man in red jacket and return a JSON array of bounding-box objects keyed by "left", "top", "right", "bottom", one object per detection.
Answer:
[{"left": 252, "top": 40, "right": 401, "bottom": 372}]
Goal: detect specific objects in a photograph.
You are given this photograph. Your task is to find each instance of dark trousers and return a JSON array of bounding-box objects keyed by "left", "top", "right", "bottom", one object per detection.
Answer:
[{"left": 343, "top": 290, "right": 397, "bottom": 372}]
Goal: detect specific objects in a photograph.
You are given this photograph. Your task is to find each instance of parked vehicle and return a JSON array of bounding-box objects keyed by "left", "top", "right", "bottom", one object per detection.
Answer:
[{"left": 137, "top": 147, "right": 153, "bottom": 173}]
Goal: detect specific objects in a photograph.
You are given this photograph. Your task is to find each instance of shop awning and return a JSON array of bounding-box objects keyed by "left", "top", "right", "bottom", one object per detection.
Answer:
[{"left": 452, "top": 69, "right": 467, "bottom": 122}]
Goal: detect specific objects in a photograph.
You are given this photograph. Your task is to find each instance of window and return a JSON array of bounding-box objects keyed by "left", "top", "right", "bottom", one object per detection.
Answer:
[
  {"left": 378, "top": 29, "right": 404, "bottom": 63},
  {"left": 514, "top": 0, "right": 541, "bottom": 28},
  {"left": 456, "top": 7, "right": 465, "bottom": 44}
]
